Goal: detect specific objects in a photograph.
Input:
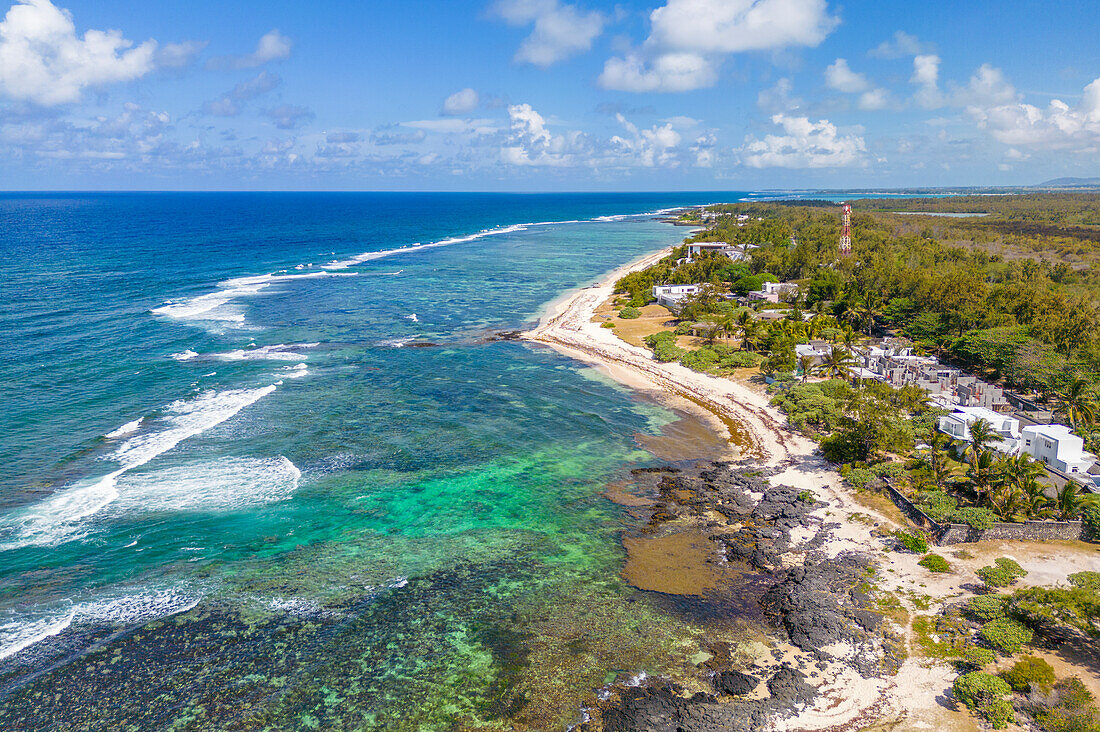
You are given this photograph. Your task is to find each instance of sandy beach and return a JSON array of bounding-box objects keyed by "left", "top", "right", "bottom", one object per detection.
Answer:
[{"left": 523, "top": 245, "right": 1100, "bottom": 731}]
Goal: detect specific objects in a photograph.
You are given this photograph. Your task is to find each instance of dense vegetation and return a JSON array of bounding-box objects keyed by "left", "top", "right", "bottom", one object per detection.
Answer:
[{"left": 677, "top": 195, "right": 1100, "bottom": 397}]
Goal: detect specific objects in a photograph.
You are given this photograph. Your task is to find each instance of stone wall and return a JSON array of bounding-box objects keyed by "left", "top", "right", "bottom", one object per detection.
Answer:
[{"left": 879, "top": 481, "right": 1090, "bottom": 545}]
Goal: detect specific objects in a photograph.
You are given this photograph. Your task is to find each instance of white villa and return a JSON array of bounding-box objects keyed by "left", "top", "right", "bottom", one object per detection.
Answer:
[
  {"left": 1021, "top": 424, "right": 1097, "bottom": 475},
  {"left": 748, "top": 281, "right": 799, "bottom": 304},
  {"left": 652, "top": 284, "right": 701, "bottom": 311},
  {"left": 938, "top": 407, "right": 1021, "bottom": 455}
]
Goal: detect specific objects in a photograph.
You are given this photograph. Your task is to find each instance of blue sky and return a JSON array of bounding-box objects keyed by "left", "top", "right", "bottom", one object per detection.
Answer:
[{"left": 1, "top": 0, "right": 1099, "bottom": 190}]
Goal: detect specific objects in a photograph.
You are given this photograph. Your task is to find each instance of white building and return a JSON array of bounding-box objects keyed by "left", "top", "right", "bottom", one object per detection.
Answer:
[
  {"left": 937, "top": 406, "right": 1021, "bottom": 455},
  {"left": 1021, "top": 424, "right": 1097, "bottom": 475},
  {"left": 652, "top": 284, "right": 701, "bottom": 311},
  {"left": 748, "top": 281, "right": 799, "bottom": 304},
  {"left": 686, "top": 242, "right": 732, "bottom": 258}
]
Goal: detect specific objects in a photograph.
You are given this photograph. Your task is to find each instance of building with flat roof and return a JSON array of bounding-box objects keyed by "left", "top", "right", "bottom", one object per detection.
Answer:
[
  {"left": 938, "top": 406, "right": 1021, "bottom": 454},
  {"left": 1021, "top": 424, "right": 1097, "bottom": 475}
]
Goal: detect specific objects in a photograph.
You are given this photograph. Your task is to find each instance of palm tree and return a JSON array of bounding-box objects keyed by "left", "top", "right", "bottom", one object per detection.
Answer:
[
  {"left": 1055, "top": 377, "right": 1099, "bottom": 432},
  {"left": 798, "top": 355, "right": 815, "bottom": 384},
  {"left": 1002, "top": 453, "right": 1047, "bottom": 495},
  {"left": 913, "top": 428, "right": 958, "bottom": 490},
  {"left": 855, "top": 293, "right": 884, "bottom": 336},
  {"left": 1052, "top": 482, "right": 1100, "bottom": 521},
  {"left": 962, "top": 418, "right": 1004, "bottom": 468},
  {"left": 815, "top": 347, "right": 855, "bottom": 380},
  {"left": 990, "top": 484, "right": 1028, "bottom": 522},
  {"left": 967, "top": 450, "right": 1003, "bottom": 507},
  {"left": 1022, "top": 482, "right": 1054, "bottom": 520},
  {"left": 738, "top": 321, "right": 767, "bottom": 352}
]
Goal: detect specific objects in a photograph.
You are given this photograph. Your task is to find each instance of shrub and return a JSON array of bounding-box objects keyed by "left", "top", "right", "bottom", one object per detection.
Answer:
[
  {"left": 872, "top": 462, "right": 908, "bottom": 482},
  {"left": 895, "top": 530, "right": 929, "bottom": 554},
  {"left": 797, "top": 490, "right": 816, "bottom": 503},
  {"left": 844, "top": 468, "right": 877, "bottom": 489},
  {"left": 601, "top": 321, "right": 616, "bottom": 329},
  {"left": 619, "top": 306, "right": 641, "bottom": 319},
  {"left": 1001, "top": 656, "right": 1055, "bottom": 693},
  {"left": 982, "top": 697, "right": 1015, "bottom": 730},
  {"left": 1068, "top": 571, "right": 1100, "bottom": 591},
  {"left": 919, "top": 554, "right": 951, "bottom": 573},
  {"left": 966, "top": 595, "right": 1008, "bottom": 623},
  {"left": 954, "top": 672, "right": 1013, "bottom": 729},
  {"left": 644, "top": 331, "right": 684, "bottom": 363},
  {"left": 723, "top": 350, "right": 765, "bottom": 368},
  {"left": 1083, "top": 503, "right": 1100, "bottom": 540},
  {"left": 980, "top": 617, "right": 1034, "bottom": 654},
  {"left": 960, "top": 645, "right": 996, "bottom": 668},
  {"left": 653, "top": 341, "right": 685, "bottom": 362},
  {"left": 1030, "top": 677, "right": 1100, "bottom": 732},
  {"left": 919, "top": 491, "right": 959, "bottom": 523},
  {"left": 953, "top": 506, "right": 997, "bottom": 530},
  {"left": 674, "top": 321, "right": 694, "bottom": 335},
  {"left": 977, "top": 558, "right": 1027, "bottom": 588}
]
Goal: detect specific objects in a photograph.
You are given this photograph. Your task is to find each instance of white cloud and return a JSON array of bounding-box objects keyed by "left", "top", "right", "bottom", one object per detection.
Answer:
[
  {"left": 868, "top": 30, "right": 932, "bottom": 59},
  {"left": 911, "top": 54, "right": 944, "bottom": 109},
  {"left": 403, "top": 118, "right": 499, "bottom": 134},
  {"left": 825, "top": 58, "right": 869, "bottom": 93},
  {"left": 156, "top": 40, "right": 206, "bottom": 69},
  {"left": 491, "top": 0, "right": 605, "bottom": 67},
  {"left": 442, "top": 88, "right": 479, "bottom": 115},
  {"left": 757, "top": 77, "right": 801, "bottom": 112},
  {"left": 739, "top": 113, "right": 866, "bottom": 168},
  {"left": 202, "top": 71, "right": 280, "bottom": 117},
  {"left": 207, "top": 29, "right": 291, "bottom": 71},
  {"left": 0, "top": 0, "right": 157, "bottom": 105},
  {"left": 647, "top": 0, "right": 838, "bottom": 54},
  {"left": 265, "top": 104, "right": 313, "bottom": 130},
  {"left": 858, "top": 88, "right": 890, "bottom": 110},
  {"left": 598, "top": 51, "right": 716, "bottom": 93},
  {"left": 826, "top": 58, "right": 888, "bottom": 110},
  {"left": 501, "top": 102, "right": 581, "bottom": 165},
  {"left": 968, "top": 76, "right": 1100, "bottom": 151},
  {"left": 609, "top": 113, "right": 682, "bottom": 167},
  {"left": 955, "top": 63, "right": 1018, "bottom": 107},
  {"left": 600, "top": 0, "right": 837, "bottom": 93}
]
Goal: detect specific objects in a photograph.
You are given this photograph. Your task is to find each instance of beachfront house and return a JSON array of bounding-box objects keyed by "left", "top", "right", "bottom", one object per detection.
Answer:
[
  {"left": 652, "top": 284, "right": 701, "bottom": 312},
  {"left": 1021, "top": 424, "right": 1097, "bottom": 475},
  {"left": 748, "top": 281, "right": 799, "bottom": 304},
  {"left": 938, "top": 407, "right": 1022, "bottom": 454}
]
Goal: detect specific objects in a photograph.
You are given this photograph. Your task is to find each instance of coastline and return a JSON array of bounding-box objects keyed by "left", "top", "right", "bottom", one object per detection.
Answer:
[{"left": 521, "top": 244, "right": 964, "bottom": 730}]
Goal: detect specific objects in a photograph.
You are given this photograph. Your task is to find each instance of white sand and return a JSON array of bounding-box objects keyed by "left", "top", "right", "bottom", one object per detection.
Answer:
[{"left": 523, "top": 247, "right": 1098, "bottom": 730}]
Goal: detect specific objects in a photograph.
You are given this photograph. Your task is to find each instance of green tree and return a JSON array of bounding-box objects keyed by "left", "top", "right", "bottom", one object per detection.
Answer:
[
  {"left": 816, "top": 347, "right": 855, "bottom": 380},
  {"left": 1055, "top": 376, "right": 1099, "bottom": 432},
  {"left": 912, "top": 428, "right": 959, "bottom": 490},
  {"left": 1053, "top": 482, "right": 1100, "bottom": 521}
]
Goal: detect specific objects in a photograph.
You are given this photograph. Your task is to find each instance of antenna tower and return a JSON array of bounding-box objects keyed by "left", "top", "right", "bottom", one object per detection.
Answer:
[{"left": 839, "top": 203, "right": 852, "bottom": 256}]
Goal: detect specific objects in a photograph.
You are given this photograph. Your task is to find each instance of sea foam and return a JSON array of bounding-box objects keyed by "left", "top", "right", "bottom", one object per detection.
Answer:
[
  {"left": 0, "top": 385, "right": 277, "bottom": 551},
  {"left": 112, "top": 456, "right": 300, "bottom": 513},
  {"left": 0, "top": 587, "right": 202, "bottom": 661},
  {"left": 152, "top": 271, "right": 354, "bottom": 327}
]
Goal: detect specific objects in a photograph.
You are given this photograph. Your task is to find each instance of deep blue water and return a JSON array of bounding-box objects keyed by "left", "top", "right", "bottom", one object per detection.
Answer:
[{"left": 0, "top": 192, "right": 745, "bottom": 729}]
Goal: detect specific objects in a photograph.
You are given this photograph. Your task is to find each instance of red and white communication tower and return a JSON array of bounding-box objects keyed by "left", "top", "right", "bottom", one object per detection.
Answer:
[{"left": 839, "top": 202, "right": 852, "bottom": 256}]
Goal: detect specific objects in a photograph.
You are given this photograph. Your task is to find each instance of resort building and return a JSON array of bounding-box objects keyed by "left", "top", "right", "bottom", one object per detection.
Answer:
[
  {"left": 652, "top": 284, "right": 701, "bottom": 312},
  {"left": 1021, "top": 424, "right": 1097, "bottom": 475},
  {"left": 937, "top": 407, "right": 1022, "bottom": 455},
  {"left": 747, "top": 281, "right": 799, "bottom": 303}
]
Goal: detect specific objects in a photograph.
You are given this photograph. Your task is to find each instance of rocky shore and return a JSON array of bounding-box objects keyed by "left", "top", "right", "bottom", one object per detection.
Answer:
[{"left": 582, "top": 461, "right": 905, "bottom": 731}]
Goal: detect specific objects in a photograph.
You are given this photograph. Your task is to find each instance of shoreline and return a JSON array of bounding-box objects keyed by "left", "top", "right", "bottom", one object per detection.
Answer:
[{"left": 521, "top": 244, "right": 963, "bottom": 730}]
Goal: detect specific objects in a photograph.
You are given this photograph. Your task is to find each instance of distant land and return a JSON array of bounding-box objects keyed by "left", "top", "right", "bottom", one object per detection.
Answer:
[{"left": 1035, "top": 177, "right": 1100, "bottom": 188}]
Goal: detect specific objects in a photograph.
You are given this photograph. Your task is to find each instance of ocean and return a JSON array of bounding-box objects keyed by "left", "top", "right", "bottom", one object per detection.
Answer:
[{"left": 0, "top": 192, "right": 746, "bottom": 729}]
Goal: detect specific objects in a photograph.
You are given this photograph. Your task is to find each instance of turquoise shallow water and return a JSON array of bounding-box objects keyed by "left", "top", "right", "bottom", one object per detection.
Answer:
[{"left": 0, "top": 192, "right": 743, "bottom": 729}]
